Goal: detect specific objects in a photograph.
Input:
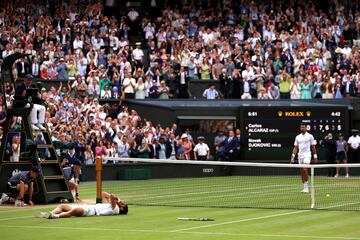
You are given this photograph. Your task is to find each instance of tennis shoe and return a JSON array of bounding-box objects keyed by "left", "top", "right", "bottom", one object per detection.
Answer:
[
  {"left": 36, "top": 124, "right": 46, "bottom": 131},
  {"left": 334, "top": 174, "right": 339, "bottom": 178},
  {"left": 345, "top": 174, "right": 349, "bottom": 178},
  {"left": 0, "top": 193, "right": 9, "bottom": 205},
  {"left": 36, "top": 212, "right": 47, "bottom": 218},
  {"left": 14, "top": 199, "right": 25, "bottom": 207},
  {"left": 31, "top": 124, "right": 39, "bottom": 131},
  {"left": 301, "top": 188, "right": 309, "bottom": 193},
  {"left": 38, "top": 212, "right": 53, "bottom": 219}
]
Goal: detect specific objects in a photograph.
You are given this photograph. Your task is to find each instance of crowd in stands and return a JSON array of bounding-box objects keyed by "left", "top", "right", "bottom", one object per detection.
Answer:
[
  {"left": 0, "top": 0, "right": 360, "bottom": 100},
  {"left": 1, "top": 0, "right": 360, "bottom": 164}
]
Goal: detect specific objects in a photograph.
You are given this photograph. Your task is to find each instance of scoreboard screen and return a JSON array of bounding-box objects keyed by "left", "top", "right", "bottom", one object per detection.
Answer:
[{"left": 242, "top": 106, "right": 349, "bottom": 161}]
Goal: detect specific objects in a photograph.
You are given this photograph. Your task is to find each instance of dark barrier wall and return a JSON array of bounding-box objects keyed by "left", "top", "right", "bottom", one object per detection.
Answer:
[
  {"left": 82, "top": 163, "right": 229, "bottom": 181},
  {"left": 81, "top": 163, "right": 340, "bottom": 182}
]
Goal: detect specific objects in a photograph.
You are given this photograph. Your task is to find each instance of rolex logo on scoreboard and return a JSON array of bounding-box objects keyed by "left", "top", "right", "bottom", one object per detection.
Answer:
[{"left": 277, "top": 111, "right": 312, "bottom": 117}]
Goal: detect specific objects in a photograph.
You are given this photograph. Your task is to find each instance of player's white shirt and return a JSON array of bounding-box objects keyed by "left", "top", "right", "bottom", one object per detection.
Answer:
[
  {"left": 95, "top": 203, "right": 119, "bottom": 216},
  {"left": 348, "top": 135, "right": 360, "bottom": 150},
  {"left": 294, "top": 132, "right": 316, "bottom": 159}
]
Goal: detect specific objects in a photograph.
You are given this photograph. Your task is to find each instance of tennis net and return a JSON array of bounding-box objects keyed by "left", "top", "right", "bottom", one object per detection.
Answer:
[{"left": 98, "top": 157, "right": 360, "bottom": 211}]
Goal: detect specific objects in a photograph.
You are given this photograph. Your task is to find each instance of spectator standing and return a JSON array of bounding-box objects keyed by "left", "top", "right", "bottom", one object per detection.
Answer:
[
  {"left": 348, "top": 129, "right": 360, "bottom": 163},
  {"left": 132, "top": 43, "right": 144, "bottom": 68},
  {"left": 279, "top": 73, "right": 291, "bottom": 99},
  {"left": 312, "top": 76, "right": 323, "bottom": 99},
  {"left": 31, "top": 57, "right": 40, "bottom": 78},
  {"left": 257, "top": 87, "right": 269, "bottom": 99},
  {"left": 321, "top": 78, "right": 334, "bottom": 99},
  {"left": 158, "top": 81, "right": 170, "bottom": 99},
  {"left": 138, "top": 139, "right": 151, "bottom": 159},
  {"left": 200, "top": 58, "right": 210, "bottom": 79},
  {"left": 57, "top": 58, "right": 68, "bottom": 80},
  {"left": 100, "top": 85, "right": 112, "bottom": 99},
  {"left": 335, "top": 133, "right": 349, "bottom": 178},
  {"left": 193, "top": 136, "right": 210, "bottom": 161},
  {"left": 134, "top": 78, "right": 146, "bottom": 99},
  {"left": 149, "top": 81, "right": 159, "bottom": 99},
  {"left": 219, "top": 68, "right": 231, "bottom": 99},
  {"left": 84, "top": 145, "right": 94, "bottom": 165},
  {"left": 156, "top": 137, "right": 171, "bottom": 159},
  {"left": 178, "top": 67, "right": 189, "bottom": 98},
  {"left": 176, "top": 139, "right": 185, "bottom": 160},
  {"left": 214, "top": 130, "right": 226, "bottom": 161},
  {"left": 220, "top": 130, "right": 239, "bottom": 162},
  {"left": 321, "top": 133, "right": 337, "bottom": 177},
  {"left": 300, "top": 78, "right": 312, "bottom": 99},
  {"left": 268, "top": 83, "right": 280, "bottom": 100},
  {"left": 181, "top": 133, "right": 192, "bottom": 160},
  {"left": 203, "top": 84, "right": 219, "bottom": 100},
  {"left": 235, "top": 129, "right": 246, "bottom": 161},
  {"left": 122, "top": 72, "right": 136, "bottom": 99},
  {"left": 212, "top": 58, "right": 224, "bottom": 80}
]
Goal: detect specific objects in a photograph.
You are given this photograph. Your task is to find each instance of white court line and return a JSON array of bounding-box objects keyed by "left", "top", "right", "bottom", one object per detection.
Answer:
[
  {"left": 173, "top": 201, "right": 360, "bottom": 232},
  {"left": 171, "top": 210, "right": 310, "bottom": 232},
  {"left": 0, "top": 205, "right": 54, "bottom": 214},
  {"left": 0, "top": 216, "right": 33, "bottom": 221},
  {"left": 0, "top": 224, "right": 359, "bottom": 240},
  {"left": 186, "top": 231, "right": 360, "bottom": 240}
]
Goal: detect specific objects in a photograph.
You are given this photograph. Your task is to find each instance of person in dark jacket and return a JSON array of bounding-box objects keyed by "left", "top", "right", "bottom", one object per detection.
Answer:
[
  {"left": 156, "top": 137, "right": 172, "bottom": 159},
  {"left": 219, "top": 68, "right": 232, "bottom": 99},
  {"left": 321, "top": 133, "right": 337, "bottom": 177},
  {"left": 220, "top": 130, "right": 239, "bottom": 161}
]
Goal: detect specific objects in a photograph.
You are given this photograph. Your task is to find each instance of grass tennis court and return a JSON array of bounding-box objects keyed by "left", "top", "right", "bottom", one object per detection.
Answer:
[
  {"left": 100, "top": 175, "right": 360, "bottom": 210},
  {"left": 2, "top": 176, "right": 360, "bottom": 240}
]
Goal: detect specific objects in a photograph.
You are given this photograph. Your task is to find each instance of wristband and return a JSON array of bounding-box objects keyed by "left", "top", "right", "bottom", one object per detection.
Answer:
[
  {"left": 313, "top": 154, "right": 318, "bottom": 158},
  {"left": 76, "top": 193, "right": 79, "bottom": 197}
]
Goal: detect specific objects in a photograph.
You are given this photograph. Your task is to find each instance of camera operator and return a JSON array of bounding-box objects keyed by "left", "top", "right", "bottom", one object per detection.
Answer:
[{"left": 14, "top": 74, "right": 46, "bottom": 130}]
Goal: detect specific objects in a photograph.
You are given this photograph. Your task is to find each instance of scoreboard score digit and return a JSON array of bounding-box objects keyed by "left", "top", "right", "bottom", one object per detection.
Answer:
[{"left": 242, "top": 107, "right": 348, "bottom": 161}]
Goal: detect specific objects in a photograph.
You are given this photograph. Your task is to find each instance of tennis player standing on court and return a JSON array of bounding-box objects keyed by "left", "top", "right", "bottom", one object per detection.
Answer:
[{"left": 291, "top": 123, "right": 318, "bottom": 193}]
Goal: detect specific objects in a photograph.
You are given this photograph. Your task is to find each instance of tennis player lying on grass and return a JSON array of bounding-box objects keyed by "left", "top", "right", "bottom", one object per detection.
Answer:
[{"left": 37, "top": 192, "right": 128, "bottom": 219}]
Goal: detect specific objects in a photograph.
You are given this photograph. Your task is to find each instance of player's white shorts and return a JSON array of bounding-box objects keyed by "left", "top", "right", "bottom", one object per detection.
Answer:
[
  {"left": 72, "top": 205, "right": 96, "bottom": 217},
  {"left": 298, "top": 157, "right": 311, "bottom": 165}
]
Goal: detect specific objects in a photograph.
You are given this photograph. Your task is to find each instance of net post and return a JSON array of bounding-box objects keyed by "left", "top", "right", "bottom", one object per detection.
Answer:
[
  {"left": 96, "top": 156, "right": 103, "bottom": 203},
  {"left": 310, "top": 166, "right": 315, "bottom": 209}
]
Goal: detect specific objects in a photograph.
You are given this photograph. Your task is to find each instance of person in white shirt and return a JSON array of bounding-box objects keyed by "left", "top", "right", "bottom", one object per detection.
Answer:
[
  {"left": 193, "top": 136, "right": 210, "bottom": 161},
  {"left": 100, "top": 85, "right": 112, "bottom": 99},
  {"left": 73, "top": 35, "right": 83, "bottom": 53},
  {"left": 132, "top": 42, "right": 144, "bottom": 67},
  {"left": 202, "top": 28, "right": 214, "bottom": 45},
  {"left": 144, "top": 22, "right": 155, "bottom": 40},
  {"left": 122, "top": 72, "right": 136, "bottom": 98},
  {"left": 128, "top": 9, "right": 139, "bottom": 22},
  {"left": 291, "top": 123, "right": 318, "bottom": 193},
  {"left": 348, "top": 129, "right": 360, "bottom": 163},
  {"left": 38, "top": 192, "right": 128, "bottom": 219},
  {"left": 203, "top": 84, "right": 219, "bottom": 99}
]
